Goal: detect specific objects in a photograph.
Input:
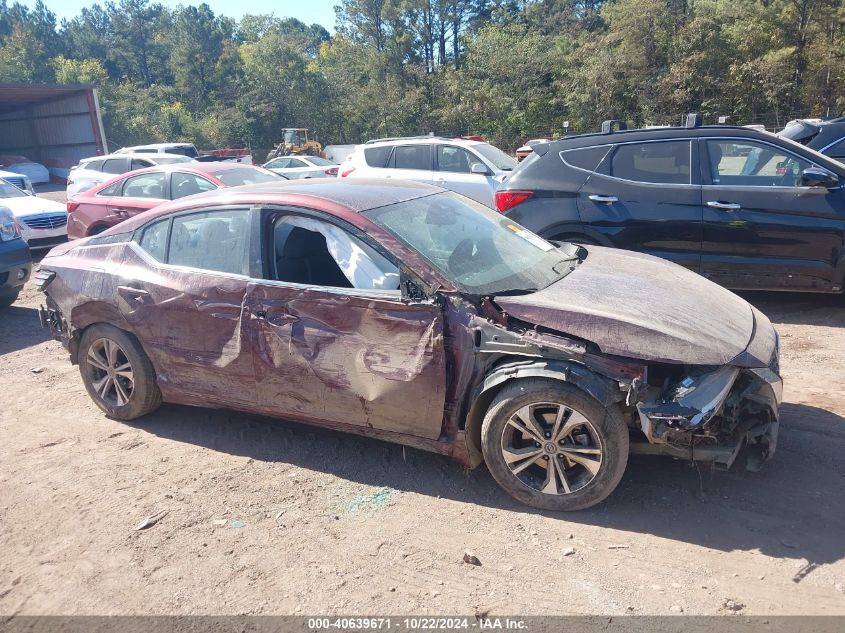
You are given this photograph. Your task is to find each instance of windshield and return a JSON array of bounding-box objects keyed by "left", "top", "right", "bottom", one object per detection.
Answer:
[
  {"left": 473, "top": 143, "right": 518, "bottom": 171},
  {"left": 0, "top": 181, "right": 26, "bottom": 198},
  {"left": 364, "top": 192, "right": 578, "bottom": 295},
  {"left": 151, "top": 155, "right": 193, "bottom": 165},
  {"left": 214, "top": 167, "right": 284, "bottom": 187},
  {"left": 284, "top": 130, "right": 303, "bottom": 144}
]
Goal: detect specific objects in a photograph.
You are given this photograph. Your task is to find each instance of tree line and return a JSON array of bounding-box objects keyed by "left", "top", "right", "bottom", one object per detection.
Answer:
[{"left": 1, "top": 0, "right": 843, "bottom": 152}]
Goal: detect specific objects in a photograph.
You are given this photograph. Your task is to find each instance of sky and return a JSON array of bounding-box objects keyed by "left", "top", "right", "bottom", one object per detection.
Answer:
[{"left": 21, "top": 0, "right": 339, "bottom": 31}]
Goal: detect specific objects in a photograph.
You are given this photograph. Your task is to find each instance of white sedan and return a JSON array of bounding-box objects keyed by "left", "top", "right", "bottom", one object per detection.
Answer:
[
  {"left": 263, "top": 155, "right": 339, "bottom": 179},
  {"left": 0, "top": 179, "right": 67, "bottom": 251}
]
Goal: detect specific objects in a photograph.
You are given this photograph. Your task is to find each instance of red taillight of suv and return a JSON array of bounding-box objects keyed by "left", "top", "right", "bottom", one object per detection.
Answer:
[
  {"left": 340, "top": 167, "right": 356, "bottom": 178},
  {"left": 495, "top": 190, "right": 534, "bottom": 213},
  {"left": 67, "top": 201, "right": 80, "bottom": 213},
  {"left": 325, "top": 167, "right": 339, "bottom": 177}
]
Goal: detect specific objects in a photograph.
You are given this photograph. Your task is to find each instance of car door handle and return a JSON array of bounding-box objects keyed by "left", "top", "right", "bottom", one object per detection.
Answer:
[
  {"left": 706, "top": 201, "right": 742, "bottom": 211},
  {"left": 117, "top": 285, "right": 151, "bottom": 304},
  {"left": 110, "top": 208, "right": 128, "bottom": 215},
  {"left": 588, "top": 195, "right": 618, "bottom": 204}
]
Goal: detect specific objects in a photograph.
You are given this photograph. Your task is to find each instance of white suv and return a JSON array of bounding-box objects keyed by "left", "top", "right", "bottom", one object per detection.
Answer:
[{"left": 339, "top": 137, "right": 517, "bottom": 207}]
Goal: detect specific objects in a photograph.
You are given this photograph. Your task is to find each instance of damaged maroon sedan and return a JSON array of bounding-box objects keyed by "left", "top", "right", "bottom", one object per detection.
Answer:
[{"left": 36, "top": 180, "right": 782, "bottom": 510}]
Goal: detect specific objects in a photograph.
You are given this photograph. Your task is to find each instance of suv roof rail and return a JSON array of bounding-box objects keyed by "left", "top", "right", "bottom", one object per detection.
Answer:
[
  {"left": 685, "top": 113, "right": 703, "bottom": 128},
  {"left": 600, "top": 120, "right": 628, "bottom": 134},
  {"left": 364, "top": 135, "right": 452, "bottom": 144}
]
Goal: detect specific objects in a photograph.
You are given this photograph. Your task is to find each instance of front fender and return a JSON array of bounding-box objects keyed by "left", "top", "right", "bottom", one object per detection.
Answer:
[{"left": 461, "top": 359, "right": 624, "bottom": 468}]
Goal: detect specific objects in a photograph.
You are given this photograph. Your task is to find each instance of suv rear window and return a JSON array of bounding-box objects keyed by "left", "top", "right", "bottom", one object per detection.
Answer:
[
  {"left": 364, "top": 146, "right": 393, "bottom": 168},
  {"left": 610, "top": 141, "right": 691, "bottom": 185}
]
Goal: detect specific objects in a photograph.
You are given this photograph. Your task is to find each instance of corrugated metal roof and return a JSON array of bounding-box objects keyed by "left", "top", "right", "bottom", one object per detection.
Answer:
[{"left": 0, "top": 84, "right": 96, "bottom": 113}]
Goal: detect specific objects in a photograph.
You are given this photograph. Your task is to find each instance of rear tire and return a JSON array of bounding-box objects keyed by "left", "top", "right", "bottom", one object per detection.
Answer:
[
  {"left": 79, "top": 324, "right": 161, "bottom": 420},
  {"left": 481, "top": 379, "right": 629, "bottom": 511}
]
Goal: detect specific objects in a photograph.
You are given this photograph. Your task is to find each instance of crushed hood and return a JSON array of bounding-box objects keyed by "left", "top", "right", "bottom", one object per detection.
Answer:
[{"left": 495, "top": 246, "right": 754, "bottom": 365}]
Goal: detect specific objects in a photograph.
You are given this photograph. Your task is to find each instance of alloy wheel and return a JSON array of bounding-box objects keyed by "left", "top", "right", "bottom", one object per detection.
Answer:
[
  {"left": 501, "top": 402, "right": 603, "bottom": 495},
  {"left": 86, "top": 338, "right": 135, "bottom": 407}
]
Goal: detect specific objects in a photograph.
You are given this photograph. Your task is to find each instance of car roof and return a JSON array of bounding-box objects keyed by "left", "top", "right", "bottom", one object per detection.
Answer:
[
  {"left": 81, "top": 152, "right": 191, "bottom": 162},
  {"left": 101, "top": 179, "right": 443, "bottom": 236},
  {"left": 119, "top": 143, "right": 195, "bottom": 150},
  {"left": 362, "top": 136, "right": 484, "bottom": 148},
  {"left": 547, "top": 124, "right": 783, "bottom": 150}
]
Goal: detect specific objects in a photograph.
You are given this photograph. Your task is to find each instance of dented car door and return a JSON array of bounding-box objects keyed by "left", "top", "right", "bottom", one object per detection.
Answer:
[{"left": 244, "top": 282, "right": 447, "bottom": 439}]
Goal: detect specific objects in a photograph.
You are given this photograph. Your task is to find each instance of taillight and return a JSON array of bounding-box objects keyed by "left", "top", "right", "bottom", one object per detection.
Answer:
[
  {"left": 325, "top": 167, "right": 339, "bottom": 176},
  {"left": 495, "top": 190, "right": 534, "bottom": 213},
  {"left": 340, "top": 167, "right": 356, "bottom": 178},
  {"left": 67, "top": 201, "right": 80, "bottom": 213}
]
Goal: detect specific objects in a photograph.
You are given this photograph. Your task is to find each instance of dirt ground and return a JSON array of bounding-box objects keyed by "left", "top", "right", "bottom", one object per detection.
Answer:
[{"left": 1, "top": 278, "right": 844, "bottom": 616}]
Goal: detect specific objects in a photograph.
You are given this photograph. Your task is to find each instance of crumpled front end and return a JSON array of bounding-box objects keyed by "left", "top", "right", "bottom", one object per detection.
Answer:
[{"left": 631, "top": 307, "right": 782, "bottom": 471}]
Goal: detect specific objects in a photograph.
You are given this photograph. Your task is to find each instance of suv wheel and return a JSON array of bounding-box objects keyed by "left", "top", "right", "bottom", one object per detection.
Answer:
[
  {"left": 481, "top": 379, "right": 629, "bottom": 511},
  {"left": 79, "top": 324, "right": 162, "bottom": 420}
]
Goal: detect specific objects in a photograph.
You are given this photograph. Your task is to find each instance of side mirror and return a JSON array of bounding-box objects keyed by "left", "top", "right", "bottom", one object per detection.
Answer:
[
  {"left": 470, "top": 162, "right": 489, "bottom": 175},
  {"left": 801, "top": 167, "right": 839, "bottom": 189}
]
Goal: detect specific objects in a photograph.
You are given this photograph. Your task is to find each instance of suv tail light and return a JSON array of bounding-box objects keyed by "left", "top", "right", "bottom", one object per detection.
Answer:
[
  {"left": 67, "top": 201, "right": 80, "bottom": 213},
  {"left": 340, "top": 167, "right": 356, "bottom": 178},
  {"left": 495, "top": 190, "right": 534, "bottom": 213},
  {"left": 325, "top": 167, "right": 339, "bottom": 176}
]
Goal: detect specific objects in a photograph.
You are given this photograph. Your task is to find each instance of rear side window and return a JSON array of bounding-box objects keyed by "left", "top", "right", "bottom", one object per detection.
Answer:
[
  {"left": 610, "top": 141, "right": 691, "bottom": 184},
  {"left": 560, "top": 146, "right": 611, "bottom": 172},
  {"left": 102, "top": 158, "right": 127, "bottom": 174},
  {"left": 168, "top": 210, "right": 249, "bottom": 275},
  {"left": 138, "top": 218, "right": 169, "bottom": 262},
  {"left": 392, "top": 145, "right": 431, "bottom": 170},
  {"left": 364, "top": 145, "right": 392, "bottom": 168}
]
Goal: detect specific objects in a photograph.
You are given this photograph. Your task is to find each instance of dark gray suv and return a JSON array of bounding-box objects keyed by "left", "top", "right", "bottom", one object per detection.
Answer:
[{"left": 496, "top": 119, "right": 845, "bottom": 293}]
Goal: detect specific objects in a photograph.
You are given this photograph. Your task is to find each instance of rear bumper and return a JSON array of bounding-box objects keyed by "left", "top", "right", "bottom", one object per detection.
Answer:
[{"left": 0, "top": 239, "right": 32, "bottom": 296}]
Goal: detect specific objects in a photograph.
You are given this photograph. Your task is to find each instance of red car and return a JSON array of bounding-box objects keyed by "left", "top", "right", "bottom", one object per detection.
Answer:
[
  {"left": 37, "top": 180, "right": 781, "bottom": 511},
  {"left": 66, "top": 162, "right": 284, "bottom": 239}
]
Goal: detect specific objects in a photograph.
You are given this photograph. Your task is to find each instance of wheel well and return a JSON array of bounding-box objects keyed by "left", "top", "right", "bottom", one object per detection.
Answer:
[
  {"left": 462, "top": 364, "right": 623, "bottom": 469},
  {"left": 70, "top": 320, "right": 144, "bottom": 366}
]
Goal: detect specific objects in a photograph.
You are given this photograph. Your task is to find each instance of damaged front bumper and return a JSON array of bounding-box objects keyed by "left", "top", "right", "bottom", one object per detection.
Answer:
[{"left": 631, "top": 350, "right": 782, "bottom": 471}]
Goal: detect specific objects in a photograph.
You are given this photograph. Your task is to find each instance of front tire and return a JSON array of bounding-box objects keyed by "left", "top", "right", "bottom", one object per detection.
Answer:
[
  {"left": 79, "top": 324, "right": 161, "bottom": 420},
  {"left": 481, "top": 379, "right": 629, "bottom": 511}
]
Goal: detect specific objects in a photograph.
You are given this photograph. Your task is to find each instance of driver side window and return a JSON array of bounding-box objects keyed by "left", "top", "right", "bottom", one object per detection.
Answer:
[
  {"left": 707, "top": 140, "right": 812, "bottom": 187},
  {"left": 270, "top": 215, "right": 399, "bottom": 292}
]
